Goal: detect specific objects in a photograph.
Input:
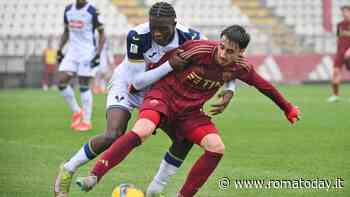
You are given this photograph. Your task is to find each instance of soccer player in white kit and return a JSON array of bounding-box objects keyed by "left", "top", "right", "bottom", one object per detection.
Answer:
[
  {"left": 54, "top": 2, "right": 236, "bottom": 197},
  {"left": 56, "top": 0, "right": 105, "bottom": 131}
]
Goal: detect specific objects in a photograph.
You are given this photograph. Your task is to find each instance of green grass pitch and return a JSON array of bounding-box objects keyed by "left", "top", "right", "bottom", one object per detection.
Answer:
[{"left": 0, "top": 84, "right": 349, "bottom": 197}]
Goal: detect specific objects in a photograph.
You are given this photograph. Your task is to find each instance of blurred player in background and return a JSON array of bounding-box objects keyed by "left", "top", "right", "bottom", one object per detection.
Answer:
[
  {"left": 56, "top": 0, "right": 105, "bottom": 131},
  {"left": 75, "top": 25, "right": 300, "bottom": 196},
  {"left": 328, "top": 5, "right": 350, "bottom": 102},
  {"left": 42, "top": 36, "right": 57, "bottom": 91},
  {"left": 54, "top": 2, "right": 235, "bottom": 197}
]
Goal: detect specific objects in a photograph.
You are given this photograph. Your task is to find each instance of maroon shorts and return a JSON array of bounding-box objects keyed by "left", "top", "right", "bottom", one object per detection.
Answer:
[
  {"left": 334, "top": 52, "right": 349, "bottom": 68},
  {"left": 140, "top": 89, "right": 219, "bottom": 145}
]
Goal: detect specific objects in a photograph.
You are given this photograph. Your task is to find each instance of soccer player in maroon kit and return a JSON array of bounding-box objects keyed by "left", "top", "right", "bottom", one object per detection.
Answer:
[
  {"left": 328, "top": 5, "right": 350, "bottom": 102},
  {"left": 76, "top": 25, "right": 300, "bottom": 196}
]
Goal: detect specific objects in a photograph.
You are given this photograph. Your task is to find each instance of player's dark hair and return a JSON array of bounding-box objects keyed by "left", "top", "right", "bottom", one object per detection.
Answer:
[
  {"left": 220, "top": 25, "right": 250, "bottom": 49},
  {"left": 149, "top": 2, "right": 176, "bottom": 18},
  {"left": 341, "top": 5, "right": 350, "bottom": 10}
]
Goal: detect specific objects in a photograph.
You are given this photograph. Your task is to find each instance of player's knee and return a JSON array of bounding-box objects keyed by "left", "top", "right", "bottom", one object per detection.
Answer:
[
  {"left": 132, "top": 119, "right": 157, "bottom": 141},
  {"left": 201, "top": 134, "right": 225, "bottom": 154},
  {"left": 206, "top": 141, "right": 225, "bottom": 154},
  {"left": 109, "top": 124, "right": 126, "bottom": 137},
  {"left": 103, "top": 130, "right": 122, "bottom": 146},
  {"left": 132, "top": 110, "right": 160, "bottom": 141}
]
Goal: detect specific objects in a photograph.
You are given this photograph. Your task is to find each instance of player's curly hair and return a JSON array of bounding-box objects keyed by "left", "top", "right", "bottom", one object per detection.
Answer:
[
  {"left": 221, "top": 25, "right": 250, "bottom": 49},
  {"left": 149, "top": 1, "right": 176, "bottom": 18}
]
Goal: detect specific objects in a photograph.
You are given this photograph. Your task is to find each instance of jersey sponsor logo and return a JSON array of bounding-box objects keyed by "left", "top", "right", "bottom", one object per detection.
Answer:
[
  {"left": 186, "top": 70, "right": 221, "bottom": 90},
  {"left": 130, "top": 43, "right": 138, "bottom": 54},
  {"left": 69, "top": 20, "right": 85, "bottom": 28}
]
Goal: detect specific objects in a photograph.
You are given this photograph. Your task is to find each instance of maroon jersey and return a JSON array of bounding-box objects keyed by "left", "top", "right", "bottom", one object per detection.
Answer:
[
  {"left": 145, "top": 40, "right": 292, "bottom": 116},
  {"left": 336, "top": 20, "right": 350, "bottom": 54}
]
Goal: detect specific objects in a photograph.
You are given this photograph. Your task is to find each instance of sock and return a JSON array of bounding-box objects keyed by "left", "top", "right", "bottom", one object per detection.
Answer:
[
  {"left": 91, "top": 131, "right": 141, "bottom": 181},
  {"left": 63, "top": 142, "right": 97, "bottom": 172},
  {"left": 332, "top": 83, "right": 339, "bottom": 96},
  {"left": 147, "top": 152, "right": 183, "bottom": 195},
  {"left": 179, "top": 151, "right": 223, "bottom": 197},
  {"left": 60, "top": 85, "right": 80, "bottom": 113},
  {"left": 80, "top": 87, "right": 93, "bottom": 122}
]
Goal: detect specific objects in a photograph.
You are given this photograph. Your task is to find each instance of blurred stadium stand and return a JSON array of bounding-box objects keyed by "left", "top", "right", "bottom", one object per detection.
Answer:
[{"left": 0, "top": 0, "right": 349, "bottom": 88}]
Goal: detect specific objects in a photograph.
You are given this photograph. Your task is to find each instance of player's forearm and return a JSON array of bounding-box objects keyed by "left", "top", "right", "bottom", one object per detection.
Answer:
[
  {"left": 131, "top": 61, "right": 173, "bottom": 90},
  {"left": 58, "top": 28, "right": 69, "bottom": 51},
  {"left": 244, "top": 70, "right": 292, "bottom": 112},
  {"left": 96, "top": 29, "right": 105, "bottom": 55},
  {"left": 257, "top": 84, "right": 292, "bottom": 113}
]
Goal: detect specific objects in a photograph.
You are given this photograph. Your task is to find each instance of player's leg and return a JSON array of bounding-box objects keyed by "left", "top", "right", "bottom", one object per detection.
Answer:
[
  {"left": 54, "top": 107, "right": 131, "bottom": 196},
  {"left": 328, "top": 55, "right": 343, "bottom": 102},
  {"left": 54, "top": 79, "right": 133, "bottom": 196},
  {"left": 57, "top": 55, "right": 83, "bottom": 128},
  {"left": 76, "top": 109, "right": 161, "bottom": 191},
  {"left": 64, "top": 107, "right": 131, "bottom": 171},
  {"left": 147, "top": 138, "right": 193, "bottom": 196},
  {"left": 178, "top": 124, "right": 224, "bottom": 197},
  {"left": 74, "top": 76, "right": 93, "bottom": 131},
  {"left": 57, "top": 71, "right": 83, "bottom": 127}
]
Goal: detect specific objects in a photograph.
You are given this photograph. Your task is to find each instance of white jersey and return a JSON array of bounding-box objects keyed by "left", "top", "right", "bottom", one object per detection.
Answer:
[
  {"left": 64, "top": 3, "right": 103, "bottom": 59},
  {"left": 107, "top": 22, "right": 205, "bottom": 111},
  {"left": 59, "top": 3, "right": 104, "bottom": 76}
]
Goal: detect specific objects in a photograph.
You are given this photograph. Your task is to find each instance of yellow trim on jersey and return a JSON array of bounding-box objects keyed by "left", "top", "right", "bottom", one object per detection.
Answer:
[
  {"left": 88, "top": 140, "right": 98, "bottom": 156},
  {"left": 128, "top": 59, "right": 145, "bottom": 63}
]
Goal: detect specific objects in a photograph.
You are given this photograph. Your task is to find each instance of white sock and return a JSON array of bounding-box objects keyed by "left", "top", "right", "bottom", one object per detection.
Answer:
[
  {"left": 60, "top": 86, "right": 80, "bottom": 113},
  {"left": 64, "top": 144, "right": 94, "bottom": 172},
  {"left": 80, "top": 89, "right": 93, "bottom": 123},
  {"left": 147, "top": 159, "right": 179, "bottom": 196}
]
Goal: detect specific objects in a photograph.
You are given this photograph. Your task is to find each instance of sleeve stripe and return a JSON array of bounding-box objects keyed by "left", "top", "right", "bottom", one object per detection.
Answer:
[
  {"left": 181, "top": 47, "right": 213, "bottom": 59},
  {"left": 181, "top": 45, "right": 213, "bottom": 58}
]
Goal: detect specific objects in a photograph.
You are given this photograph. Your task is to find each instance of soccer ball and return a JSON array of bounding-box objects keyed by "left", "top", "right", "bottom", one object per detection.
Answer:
[{"left": 112, "top": 183, "right": 145, "bottom": 197}]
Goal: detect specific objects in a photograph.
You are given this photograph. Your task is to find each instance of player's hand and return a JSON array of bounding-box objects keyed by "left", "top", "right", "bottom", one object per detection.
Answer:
[
  {"left": 344, "top": 48, "right": 350, "bottom": 59},
  {"left": 235, "top": 55, "right": 251, "bottom": 71},
  {"left": 57, "top": 50, "right": 64, "bottom": 64},
  {"left": 128, "top": 84, "right": 138, "bottom": 93},
  {"left": 169, "top": 49, "right": 189, "bottom": 71},
  {"left": 285, "top": 106, "right": 300, "bottom": 124},
  {"left": 91, "top": 54, "right": 100, "bottom": 68},
  {"left": 210, "top": 90, "right": 234, "bottom": 115}
]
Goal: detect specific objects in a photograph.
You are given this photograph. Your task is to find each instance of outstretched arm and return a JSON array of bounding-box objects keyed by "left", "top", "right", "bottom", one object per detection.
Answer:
[
  {"left": 129, "top": 60, "right": 174, "bottom": 90},
  {"left": 240, "top": 68, "right": 300, "bottom": 124}
]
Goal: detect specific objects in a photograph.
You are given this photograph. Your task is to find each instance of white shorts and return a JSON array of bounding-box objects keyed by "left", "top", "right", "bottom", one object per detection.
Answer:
[
  {"left": 59, "top": 52, "right": 96, "bottom": 77},
  {"left": 106, "top": 69, "right": 145, "bottom": 113}
]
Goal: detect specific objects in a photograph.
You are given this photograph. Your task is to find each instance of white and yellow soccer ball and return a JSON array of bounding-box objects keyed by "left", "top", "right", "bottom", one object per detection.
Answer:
[{"left": 112, "top": 183, "right": 145, "bottom": 197}]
